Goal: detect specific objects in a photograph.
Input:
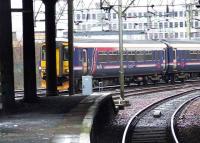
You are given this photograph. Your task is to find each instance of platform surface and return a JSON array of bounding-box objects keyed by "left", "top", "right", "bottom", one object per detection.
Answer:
[{"left": 0, "top": 92, "right": 111, "bottom": 143}]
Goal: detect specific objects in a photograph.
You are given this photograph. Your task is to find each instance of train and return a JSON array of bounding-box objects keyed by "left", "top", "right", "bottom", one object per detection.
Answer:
[{"left": 39, "top": 39, "right": 200, "bottom": 91}]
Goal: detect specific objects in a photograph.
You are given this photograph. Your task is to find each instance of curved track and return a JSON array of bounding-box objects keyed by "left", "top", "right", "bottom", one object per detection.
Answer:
[
  {"left": 170, "top": 96, "right": 200, "bottom": 143},
  {"left": 122, "top": 89, "right": 200, "bottom": 143}
]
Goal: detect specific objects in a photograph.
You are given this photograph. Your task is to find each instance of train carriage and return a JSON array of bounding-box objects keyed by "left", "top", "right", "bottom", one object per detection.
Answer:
[
  {"left": 39, "top": 39, "right": 200, "bottom": 91},
  {"left": 163, "top": 40, "right": 200, "bottom": 82}
]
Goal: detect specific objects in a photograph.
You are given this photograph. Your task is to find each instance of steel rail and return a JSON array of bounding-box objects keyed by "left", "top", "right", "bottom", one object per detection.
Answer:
[
  {"left": 122, "top": 89, "right": 199, "bottom": 143},
  {"left": 170, "top": 95, "right": 200, "bottom": 143}
]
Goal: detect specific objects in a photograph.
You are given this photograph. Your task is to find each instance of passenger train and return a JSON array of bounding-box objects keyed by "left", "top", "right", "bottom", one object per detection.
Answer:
[{"left": 39, "top": 39, "right": 200, "bottom": 91}]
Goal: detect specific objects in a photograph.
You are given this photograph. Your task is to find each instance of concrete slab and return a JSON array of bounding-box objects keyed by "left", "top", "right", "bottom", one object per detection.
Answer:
[{"left": 0, "top": 92, "right": 115, "bottom": 143}]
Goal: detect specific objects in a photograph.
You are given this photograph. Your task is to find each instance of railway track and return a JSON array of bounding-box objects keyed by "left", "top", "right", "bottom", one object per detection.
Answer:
[
  {"left": 122, "top": 89, "right": 200, "bottom": 143},
  {"left": 112, "top": 81, "right": 200, "bottom": 100},
  {"left": 170, "top": 96, "right": 200, "bottom": 143}
]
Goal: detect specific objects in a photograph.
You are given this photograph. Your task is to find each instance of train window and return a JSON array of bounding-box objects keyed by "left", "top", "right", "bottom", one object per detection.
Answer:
[
  {"left": 127, "top": 55, "right": 136, "bottom": 61},
  {"left": 98, "top": 52, "right": 107, "bottom": 62},
  {"left": 135, "top": 55, "right": 145, "bottom": 61},
  {"left": 82, "top": 49, "right": 87, "bottom": 63},
  {"left": 108, "top": 54, "right": 119, "bottom": 61},
  {"left": 189, "top": 50, "right": 199, "bottom": 59},
  {"left": 63, "top": 46, "right": 68, "bottom": 61},
  {"left": 144, "top": 54, "right": 153, "bottom": 60},
  {"left": 41, "top": 46, "right": 46, "bottom": 60}
]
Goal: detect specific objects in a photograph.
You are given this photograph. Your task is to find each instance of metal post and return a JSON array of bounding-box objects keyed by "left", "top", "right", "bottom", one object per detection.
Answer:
[
  {"left": 42, "top": 0, "right": 58, "bottom": 96},
  {"left": 186, "top": 3, "right": 192, "bottom": 40},
  {"left": 0, "top": 0, "right": 15, "bottom": 111},
  {"left": 68, "top": 0, "right": 74, "bottom": 95},
  {"left": 22, "top": 0, "right": 37, "bottom": 102},
  {"left": 118, "top": 0, "right": 124, "bottom": 100}
]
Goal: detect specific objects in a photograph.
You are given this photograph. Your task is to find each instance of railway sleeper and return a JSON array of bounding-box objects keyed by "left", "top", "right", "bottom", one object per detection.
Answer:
[{"left": 131, "top": 127, "right": 170, "bottom": 143}]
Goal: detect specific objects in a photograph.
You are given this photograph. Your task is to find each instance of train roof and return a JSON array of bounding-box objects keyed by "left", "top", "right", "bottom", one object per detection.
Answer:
[
  {"left": 73, "top": 40, "right": 166, "bottom": 50},
  {"left": 161, "top": 40, "right": 200, "bottom": 50}
]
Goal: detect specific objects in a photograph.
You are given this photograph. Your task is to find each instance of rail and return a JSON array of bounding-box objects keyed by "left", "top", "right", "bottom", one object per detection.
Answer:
[
  {"left": 122, "top": 89, "right": 199, "bottom": 143},
  {"left": 170, "top": 95, "right": 200, "bottom": 143}
]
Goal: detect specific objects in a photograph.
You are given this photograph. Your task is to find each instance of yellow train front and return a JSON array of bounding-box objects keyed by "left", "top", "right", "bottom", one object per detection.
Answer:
[{"left": 39, "top": 40, "right": 69, "bottom": 91}]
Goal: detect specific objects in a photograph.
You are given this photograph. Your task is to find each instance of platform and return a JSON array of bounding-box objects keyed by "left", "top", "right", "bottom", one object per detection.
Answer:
[{"left": 0, "top": 92, "right": 115, "bottom": 143}]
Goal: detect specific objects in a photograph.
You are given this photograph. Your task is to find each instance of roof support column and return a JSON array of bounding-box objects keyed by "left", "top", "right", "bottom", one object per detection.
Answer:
[
  {"left": 42, "top": 0, "right": 58, "bottom": 96},
  {"left": 22, "top": 0, "right": 37, "bottom": 102},
  {"left": 68, "top": 0, "right": 74, "bottom": 95},
  {"left": 0, "top": 0, "right": 15, "bottom": 111}
]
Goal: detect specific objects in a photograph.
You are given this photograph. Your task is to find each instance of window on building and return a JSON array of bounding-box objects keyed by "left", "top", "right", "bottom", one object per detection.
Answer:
[
  {"left": 159, "top": 22, "right": 163, "bottom": 29},
  {"left": 144, "top": 23, "right": 148, "bottom": 28},
  {"left": 159, "top": 12, "right": 162, "bottom": 17},
  {"left": 154, "top": 33, "right": 158, "bottom": 39},
  {"left": 113, "top": 13, "right": 117, "bottom": 19},
  {"left": 196, "top": 32, "right": 200, "bottom": 37},
  {"left": 174, "top": 11, "right": 178, "bottom": 17},
  {"left": 195, "top": 21, "right": 198, "bottom": 27},
  {"left": 175, "top": 32, "right": 178, "bottom": 38},
  {"left": 195, "top": 11, "right": 198, "bottom": 16},
  {"left": 180, "top": 22, "right": 183, "bottom": 27},
  {"left": 128, "top": 13, "right": 132, "bottom": 17},
  {"left": 87, "top": 24, "right": 91, "bottom": 30},
  {"left": 185, "top": 32, "right": 188, "bottom": 38},
  {"left": 77, "top": 14, "right": 81, "bottom": 20},
  {"left": 82, "top": 24, "right": 86, "bottom": 30},
  {"left": 185, "top": 21, "right": 187, "bottom": 27},
  {"left": 154, "top": 22, "right": 158, "bottom": 29},
  {"left": 149, "top": 33, "right": 153, "bottom": 39},
  {"left": 164, "top": 22, "right": 168, "bottom": 28},
  {"left": 113, "top": 24, "right": 117, "bottom": 30},
  {"left": 159, "top": 33, "right": 163, "bottom": 39},
  {"left": 133, "top": 12, "right": 137, "bottom": 17},
  {"left": 82, "top": 14, "right": 86, "bottom": 20},
  {"left": 165, "top": 33, "right": 169, "bottom": 38},
  {"left": 180, "top": 32, "right": 184, "bottom": 38},
  {"left": 170, "top": 33, "right": 174, "bottom": 38},
  {"left": 139, "top": 23, "right": 142, "bottom": 29},
  {"left": 191, "top": 21, "right": 194, "bottom": 27},
  {"left": 179, "top": 11, "right": 183, "bottom": 17},
  {"left": 86, "top": 13, "right": 90, "bottom": 20},
  {"left": 128, "top": 23, "right": 132, "bottom": 29},
  {"left": 175, "top": 22, "right": 178, "bottom": 28},
  {"left": 170, "top": 22, "right": 173, "bottom": 28},
  {"left": 92, "top": 14, "right": 96, "bottom": 20},
  {"left": 123, "top": 23, "right": 127, "bottom": 29},
  {"left": 138, "top": 12, "right": 142, "bottom": 18}
]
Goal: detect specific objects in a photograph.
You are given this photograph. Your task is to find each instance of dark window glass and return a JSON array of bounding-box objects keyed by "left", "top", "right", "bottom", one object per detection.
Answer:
[
  {"left": 108, "top": 53, "right": 119, "bottom": 61},
  {"left": 170, "top": 22, "right": 173, "bottom": 28},
  {"left": 98, "top": 52, "right": 107, "bottom": 62},
  {"left": 180, "top": 22, "right": 183, "bottom": 27},
  {"left": 190, "top": 51, "right": 199, "bottom": 59},
  {"left": 175, "top": 22, "right": 178, "bottom": 27},
  {"left": 113, "top": 13, "right": 117, "bottom": 19},
  {"left": 63, "top": 46, "right": 68, "bottom": 60},
  {"left": 92, "top": 14, "right": 96, "bottom": 19},
  {"left": 82, "top": 14, "right": 86, "bottom": 19},
  {"left": 41, "top": 46, "right": 46, "bottom": 60}
]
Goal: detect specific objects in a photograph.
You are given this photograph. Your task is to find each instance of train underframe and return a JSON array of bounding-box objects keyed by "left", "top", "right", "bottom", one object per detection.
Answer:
[{"left": 41, "top": 72, "right": 200, "bottom": 92}]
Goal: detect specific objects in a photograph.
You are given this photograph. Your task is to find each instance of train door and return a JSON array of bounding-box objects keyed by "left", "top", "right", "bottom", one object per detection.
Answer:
[
  {"left": 82, "top": 49, "right": 88, "bottom": 75},
  {"left": 163, "top": 48, "right": 166, "bottom": 71},
  {"left": 173, "top": 48, "right": 177, "bottom": 70}
]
